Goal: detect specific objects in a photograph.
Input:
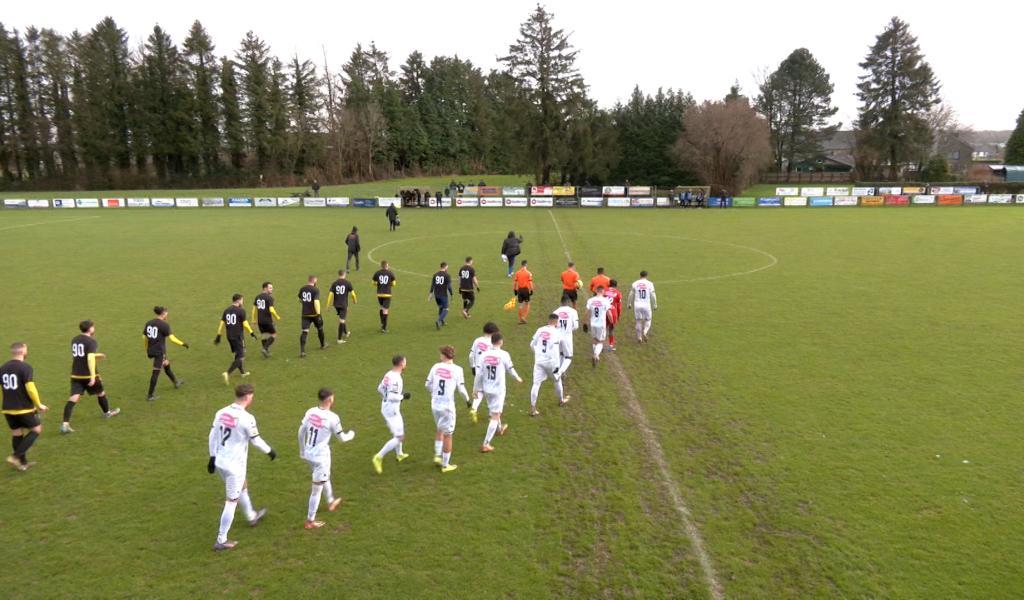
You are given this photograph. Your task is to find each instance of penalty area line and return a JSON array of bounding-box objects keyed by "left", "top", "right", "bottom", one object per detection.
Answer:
[
  {"left": 0, "top": 216, "right": 100, "bottom": 232},
  {"left": 547, "top": 209, "right": 725, "bottom": 600}
]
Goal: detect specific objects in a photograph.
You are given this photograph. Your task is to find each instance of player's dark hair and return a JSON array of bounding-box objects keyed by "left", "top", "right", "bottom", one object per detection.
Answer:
[
  {"left": 391, "top": 354, "right": 405, "bottom": 367},
  {"left": 609, "top": 279, "right": 618, "bottom": 288},
  {"left": 153, "top": 306, "right": 166, "bottom": 316},
  {"left": 561, "top": 298, "right": 571, "bottom": 306},
  {"left": 483, "top": 322, "right": 499, "bottom": 334},
  {"left": 548, "top": 313, "right": 559, "bottom": 322},
  {"left": 10, "top": 342, "right": 26, "bottom": 353},
  {"left": 440, "top": 345, "right": 455, "bottom": 360},
  {"left": 507, "top": 231, "right": 515, "bottom": 238},
  {"left": 318, "top": 388, "right": 333, "bottom": 402},
  {"left": 79, "top": 320, "right": 94, "bottom": 333},
  {"left": 491, "top": 333, "right": 503, "bottom": 345},
  {"left": 640, "top": 270, "right": 648, "bottom": 277},
  {"left": 235, "top": 383, "right": 254, "bottom": 398},
  {"left": 440, "top": 261, "right": 447, "bottom": 268},
  {"left": 568, "top": 261, "right": 574, "bottom": 267},
  {"left": 351, "top": 226, "right": 358, "bottom": 233},
  {"left": 232, "top": 293, "right": 243, "bottom": 302},
  {"left": 262, "top": 281, "right": 272, "bottom": 289},
  {"left": 521, "top": 260, "right": 527, "bottom": 266},
  {"left": 595, "top": 285, "right": 605, "bottom": 293},
  {"left": 381, "top": 260, "right": 388, "bottom": 268},
  {"left": 465, "top": 256, "right": 472, "bottom": 263},
  {"left": 597, "top": 267, "right": 605, "bottom": 274}
]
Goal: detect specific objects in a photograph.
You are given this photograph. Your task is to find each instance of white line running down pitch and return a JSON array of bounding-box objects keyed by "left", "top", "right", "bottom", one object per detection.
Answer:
[
  {"left": 547, "top": 209, "right": 725, "bottom": 600},
  {"left": 0, "top": 216, "right": 100, "bottom": 232}
]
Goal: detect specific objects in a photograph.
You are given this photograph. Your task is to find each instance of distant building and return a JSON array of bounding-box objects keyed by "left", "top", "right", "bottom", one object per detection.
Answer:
[{"left": 818, "top": 129, "right": 1012, "bottom": 176}]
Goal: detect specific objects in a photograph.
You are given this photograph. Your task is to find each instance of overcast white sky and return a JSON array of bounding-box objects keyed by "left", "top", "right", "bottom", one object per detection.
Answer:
[{"left": 4, "top": 0, "right": 1020, "bottom": 130}]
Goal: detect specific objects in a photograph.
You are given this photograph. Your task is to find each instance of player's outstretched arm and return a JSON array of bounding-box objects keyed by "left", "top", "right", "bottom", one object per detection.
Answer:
[{"left": 169, "top": 334, "right": 188, "bottom": 348}]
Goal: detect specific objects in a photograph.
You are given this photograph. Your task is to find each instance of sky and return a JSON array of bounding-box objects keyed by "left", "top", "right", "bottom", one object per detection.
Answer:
[{"left": 3, "top": 0, "right": 1020, "bottom": 131}]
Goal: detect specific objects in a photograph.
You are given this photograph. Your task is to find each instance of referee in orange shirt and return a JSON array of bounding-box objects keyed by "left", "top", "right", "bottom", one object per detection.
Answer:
[
  {"left": 560, "top": 262, "right": 581, "bottom": 308},
  {"left": 513, "top": 260, "right": 534, "bottom": 324},
  {"left": 589, "top": 267, "right": 610, "bottom": 295}
]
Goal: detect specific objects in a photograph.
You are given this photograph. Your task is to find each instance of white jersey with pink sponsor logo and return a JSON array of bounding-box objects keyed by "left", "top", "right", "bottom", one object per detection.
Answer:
[
  {"left": 553, "top": 306, "right": 579, "bottom": 335},
  {"left": 585, "top": 295, "right": 612, "bottom": 328},
  {"left": 530, "top": 325, "right": 566, "bottom": 365},
  {"left": 209, "top": 403, "right": 269, "bottom": 472},
  {"left": 630, "top": 279, "right": 656, "bottom": 309},
  {"left": 469, "top": 335, "right": 493, "bottom": 369},
  {"left": 298, "top": 406, "right": 343, "bottom": 460},
  {"left": 425, "top": 362, "right": 467, "bottom": 410},
  {"left": 475, "top": 348, "right": 515, "bottom": 394}
]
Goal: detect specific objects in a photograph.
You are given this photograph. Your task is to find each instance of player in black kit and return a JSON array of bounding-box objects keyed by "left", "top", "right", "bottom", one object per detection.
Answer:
[
  {"left": 298, "top": 275, "right": 325, "bottom": 357},
  {"left": 428, "top": 262, "right": 453, "bottom": 329},
  {"left": 143, "top": 306, "right": 188, "bottom": 401},
  {"left": 458, "top": 257, "right": 480, "bottom": 319},
  {"left": 372, "top": 260, "right": 397, "bottom": 333},
  {"left": 326, "top": 269, "right": 358, "bottom": 343},
  {"left": 215, "top": 294, "right": 257, "bottom": 384},
  {"left": 61, "top": 320, "right": 120, "bottom": 434},
  {"left": 253, "top": 281, "right": 281, "bottom": 357},
  {"left": 2, "top": 342, "right": 48, "bottom": 471}
]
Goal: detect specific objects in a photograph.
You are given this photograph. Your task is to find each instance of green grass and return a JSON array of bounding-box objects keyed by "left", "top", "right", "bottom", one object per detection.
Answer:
[
  {"left": 0, "top": 205, "right": 1021, "bottom": 598},
  {"left": 0, "top": 174, "right": 530, "bottom": 200}
]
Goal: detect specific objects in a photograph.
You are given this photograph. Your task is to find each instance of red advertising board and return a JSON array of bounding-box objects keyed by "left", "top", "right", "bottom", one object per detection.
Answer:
[
  {"left": 938, "top": 195, "right": 963, "bottom": 206},
  {"left": 884, "top": 195, "right": 909, "bottom": 206}
]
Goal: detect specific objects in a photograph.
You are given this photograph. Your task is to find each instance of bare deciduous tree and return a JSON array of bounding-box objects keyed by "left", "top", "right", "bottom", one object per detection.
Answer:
[{"left": 673, "top": 98, "right": 771, "bottom": 195}]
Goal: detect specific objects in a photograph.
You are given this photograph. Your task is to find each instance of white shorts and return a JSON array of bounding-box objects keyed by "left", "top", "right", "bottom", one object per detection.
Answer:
[
  {"left": 217, "top": 466, "right": 245, "bottom": 500},
  {"left": 432, "top": 405, "right": 456, "bottom": 434},
  {"left": 381, "top": 402, "right": 404, "bottom": 437},
  {"left": 483, "top": 392, "right": 505, "bottom": 414},
  {"left": 304, "top": 455, "right": 331, "bottom": 482},
  {"left": 560, "top": 338, "right": 574, "bottom": 359},
  {"left": 591, "top": 325, "right": 607, "bottom": 342},
  {"left": 634, "top": 306, "right": 652, "bottom": 321},
  {"left": 533, "top": 362, "right": 558, "bottom": 383}
]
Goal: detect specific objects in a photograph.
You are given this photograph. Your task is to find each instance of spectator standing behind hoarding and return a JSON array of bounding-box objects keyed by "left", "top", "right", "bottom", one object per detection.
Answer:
[
  {"left": 312, "top": 179, "right": 321, "bottom": 197},
  {"left": 345, "top": 227, "right": 361, "bottom": 271},
  {"left": 386, "top": 204, "right": 399, "bottom": 232},
  {"left": 435, "top": 191, "right": 442, "bottom": 209},
  {"left": 500, "top": 232, "right": 523, "bottom": 278}
]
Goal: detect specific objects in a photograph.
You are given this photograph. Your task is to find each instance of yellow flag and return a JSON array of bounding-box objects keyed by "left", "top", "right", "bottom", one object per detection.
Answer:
[{"left": 503, "top": 296, "right": 517, "bottom": 311}]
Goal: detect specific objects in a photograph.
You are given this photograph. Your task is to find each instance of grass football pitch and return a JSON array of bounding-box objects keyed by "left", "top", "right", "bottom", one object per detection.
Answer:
[{"left": 0, "top": 205, "right": 1021, "bottom": 599}]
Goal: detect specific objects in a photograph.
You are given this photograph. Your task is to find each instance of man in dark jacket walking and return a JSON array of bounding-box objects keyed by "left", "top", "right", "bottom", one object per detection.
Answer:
[
  {"left": 345, "top": 227, "right": 361, "bottom": 271},
  {"left": 500, "top": 231, "right": 523, "bottom": 277},
  {"left": 386, "top": 204, "right": 399, "bottom": 231}
]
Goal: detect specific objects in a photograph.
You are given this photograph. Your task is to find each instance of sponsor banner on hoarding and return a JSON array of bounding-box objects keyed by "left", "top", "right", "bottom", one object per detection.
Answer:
[
  {"left": 228, "top": 197, "right": 252, "bottom": 207},
  {"left": 852, "top": 187, "right": 874, "bottom": 196},
  {"left": 911, "top": 195, "right": 936, "bottom": 205},
  {"left": 462, "top": 186, "right": 479, "bottom": 197},
  {"left": 554, "top": 197, "right": 579, "bottom": 207},
  {"left": 76, "top": 198, "right": 100, "bottom": 208},
  {"left": 833, "top": 196, "right": 859, "bottom": 206},
  {"left": 860, "top": 196, "right": 884, "bottom": 206},
  {"left": 202, "top": 197, "right": 225, "bottom": 207},
  {"left": 800, "top": 187, "right": 824, "bottom": 197},
  {"left": 126, "top": 198, "right": 150, "bottom": 207},
  {"left": 826, "top": 187, "right": 850, "bottom": 196},
  {"left": 503, "top": 187, "right": 526, "bottom": 197},
  {"left": 757, "top": 197, "right": 782, "bottom": 207},
  {"left": 878, "top": 187, "right": 902, "bottom": 195},
  {"left": 529, "top": 197, "right": 554, "bottom": 207},
  {"left": 937, "top": 195, "right": 963, "bottom": 205},
  {"left": 775, "top": 187, "right": 798, "bottom": 196},
  {"left": 303, "top": 197, "right": 326, "bottom": 207},
  {"left": 377, "top": 197, "right": 400, "bottom": 208},
  {"left": 455, "top": 197, "right": 478, "bottom": 207},
  {"left": 479, "top": 197, "right": 503, "bottom": 207},
  {"left": 732, "top": 197, "right": 756, "bottom": 207},
  {"left": 254, "top": 197, "right": 277, "bottom": 207},
  {"left": 784, "top": 196, "right": 808, "bottom": 207},
  {"left": 504, "top": 197, "right": 528, "bottom": 207},
  {"left": 884, "top": 195, "right": 910, "bottom": 206},
  {"left": 602, "top": 186, "right": 626, "bottom": 196},
  {"left": 326, "top": 197, "right": 350, "bottom": 207},
  {"left": 655, "top": 197, "right": 672, "bottom": 207},
  {"left": 175, "top": 197, "right": 199, "bottom": 208},
  {"left": 578, "top": 186, "right": 601, "bottom": 197},
  {"left": 441, "top": 198, "right": 452, "bottom": 207},
  {"left": 607, "top": 197, "right": 630, "bottom": 207},
  {"left": 277, "top": 198, "right": 300, "bottom": 207},
  {"left": 103, "top": 198, "right": 124, "bottom": 208},
  {"left": 151, "top": 198, "right": 175, "bottom": 207},
  {"left": 965, "top": 194, "right": 988, "bottom": 204},
  {"left": 903, "top": 186, "right": 926, "bottom": 194},
  {"left": 706, "top": 197, "right": 733, "bottom": 208},
  {"left": 552, "top": 186, "right": 576, "bottom": 196},
  {"left": 1015, "top": 195, "right": 1024, "bottom": 204},
  {"left": 809, "top": 196, "right": 833, "bottom": 207},
  {"left": 988, "top": 194, "right": 1012, "bottom": 204},
  {"left": 53, "top": 198, "right": 76, "bottom": 208},
  {"left": 428, "top": 197, "right": 437, "bottom": 208},
  {"left": 352, "top": 198, "right": 378, "bottom": 207},
  {"left": 581, "top": 197, "right": 604, "bottom": 207},
  {"left": 627, "top": 186, "right": 652, "bottom": 196},
  {"left": 530, "top": 186, "right": 553, "bottom": 196},
  {"left": 3, "top": 199, "right": 28, "bottom": 208},
  {"left": 631, "top": 197, "right": 655, "bottom": 207},
  {"left": 954, "top": 186, "right": 978, "bottom": 195},
  {"left": 28, "top": 199, "right": 49, "bottom": 208},
  {"left": 478, "top": 186, "right": 502, "bottom": 197},
  {"left": 930, "top": 186, "right": 954, "bottom": 195}
]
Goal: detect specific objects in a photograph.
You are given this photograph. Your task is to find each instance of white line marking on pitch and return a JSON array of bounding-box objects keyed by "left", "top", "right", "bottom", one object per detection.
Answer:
[
  {"left": 0, "top": 216, "right": 100, "bottom": 232},
  {"left": 548, "top": 209, "right": 726, "bottom": 600}
]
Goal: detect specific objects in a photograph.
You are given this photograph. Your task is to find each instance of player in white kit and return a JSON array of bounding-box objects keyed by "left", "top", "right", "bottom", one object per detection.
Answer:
[
  {"left": 472, "top": 333, "right": 521, "bottom": 453},
  {"left": 207, "top": 384, "right": 276, "bottom": 551},
  {"left": 529, "top": 314, "right": 571, "bottom": 416},
  {"left": 425, "top": 345, "right": 470, "bottom": 473},
  {"left": 585, "top": 286, "right": 613, "bottom": 367},
  {"left": 467, "top": 322, "right": 499, "bottom": 422},
  {"left": 627, "top": 271, "right": 658, "bottom": 342},
  {"left": 298, "top": 387, "right": 355, "bottom": 529},
  {"left": 552, "top": 299, "right": 579, "bottom": 381},
  {"left": 372, "top": 355, "right": 411, "bottom": 474}
]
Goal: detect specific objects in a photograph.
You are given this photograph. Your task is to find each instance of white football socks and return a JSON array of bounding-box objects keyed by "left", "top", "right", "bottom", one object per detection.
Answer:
[
  {"left": 323, "top": 480, "right": 334, "bottom": 503},
  {"left": 595, "top": 343, "right": 603, "bottom": 357},
  {"left": 442, "top": 451, "right": 451, "bottom": 467},
  {"left": 434, "top": 440, "right": 443, "bottom": 456},
  {"left": 308, "top": 483, "right": 323, "bottom": 521},
  {"left": 484, "top": 420, "right": 498, "bottom": 445},
  {"left": 555, "top": 379, "right": 564, "bottom": 402},
  {"left": 396, "top": 441, "right": 404, "bottom": 455},
  {"left": 530, "top": 381, "right": 541, "bottom": 407},
  {"left": 471, "top": 395, "right": 482, "bottom": 412},
  {"left": 377, "top": 437, "right": 399, "bottom": 458},
  {"left": 239, "top": 489, "right": 256, "bottom": 522},
  {"left": 218, "top": 501, "right": 237, "bottom": 544}
]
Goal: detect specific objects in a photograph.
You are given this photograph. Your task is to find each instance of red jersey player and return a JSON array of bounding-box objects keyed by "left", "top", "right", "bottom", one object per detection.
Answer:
[{"left": 604, "top": 280, "right": 623, "bottom": 350}]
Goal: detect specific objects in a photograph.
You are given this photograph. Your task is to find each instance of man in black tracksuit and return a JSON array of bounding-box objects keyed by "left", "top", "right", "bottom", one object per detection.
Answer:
[
  {"left": 345, "top": 227, "right": 361, "bottom": 271},
  {"left": 501, "top": 231, "right": 523, "bottom": 278}
]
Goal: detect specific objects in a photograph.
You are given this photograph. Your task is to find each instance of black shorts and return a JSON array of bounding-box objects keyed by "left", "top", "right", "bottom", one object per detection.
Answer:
[
  {"left": 70, "top": 377, "right": 104, "bottom": 396},
  {"left": 301, "top": 315, "right": 324, "bottom": 330},
  {"left": 148, "top": 353, "right": 167, "bottom": 369},
  {"left": 562, "top": 289, "right": 578, "bottom": 303},
  {"left": 516, "top": 288, "right": 532, "bottom": 303},
  {"left": 377, "top": 296, "right": 392, "bottom": 309},
  {"left": 228, "top": 337, "right": 245, "bottom": 359},
  {"left": 460, "top": 290, "right": 475, "bottom": 301},
  {"left": 258, "top": 320, "right": 276, "bottom": 335},
  {"left": 5, "top": 412, "right": 40, "bottom": 430},
  {"left": 334, "top": 305, "right": 349, "bottom": 320}
]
